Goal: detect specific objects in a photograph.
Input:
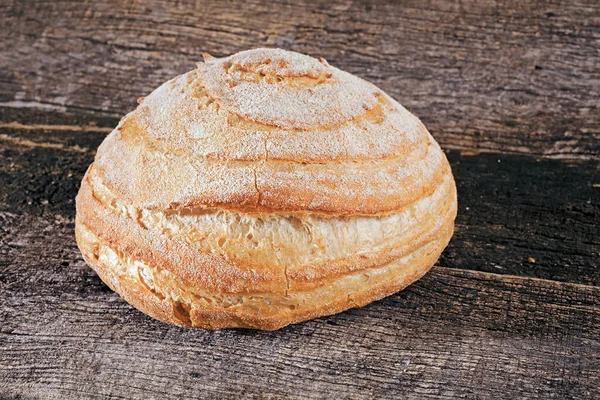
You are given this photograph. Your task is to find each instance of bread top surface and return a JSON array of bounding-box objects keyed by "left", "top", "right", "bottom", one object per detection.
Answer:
[{"left": 92, "top": 48, "right": 451, "bottom": 215}]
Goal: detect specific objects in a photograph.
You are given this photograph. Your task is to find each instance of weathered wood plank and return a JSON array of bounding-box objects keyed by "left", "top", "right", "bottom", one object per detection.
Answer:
[
  {"left": 1, "top": 118, "right": 597, "bottom": 285},
  {"left": 1, "top": 212, "right": 598, "bottom": 400},
  {"left": 1, "top": 0, "right": 599, "bottom": 159},
  {"left": 0, "top": 106, "right": 118, "bottom": 131},
  {"left": 1, "top": 1, "right": 598, "bottom": 398},
  {"left": 442, "top": 151, "right": 600, "bottom": 285}
]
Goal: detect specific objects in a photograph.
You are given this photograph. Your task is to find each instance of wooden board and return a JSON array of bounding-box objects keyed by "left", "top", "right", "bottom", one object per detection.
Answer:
[
  {"left": 1, "top": 208, "right": 599, "bottom": 399},
  {"left": 1, "top": 0, "right": 599, "bottom": 160},
  {"left": 1, "top": 0, "right": 599, "bottom": 398},
  {"left": 1, "top": 107, "right": 599, "bottom": 399}
]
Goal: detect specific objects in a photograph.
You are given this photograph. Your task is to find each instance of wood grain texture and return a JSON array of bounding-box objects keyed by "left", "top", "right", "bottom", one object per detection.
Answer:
[
  {"left": 0, "top": 108, "right": 598, "bottom": 398},
  {"left": 1, "top": 1, "right": 600, "bottom": 398},
  {"left": 1, "top": 0, "right": 599, "bottom": 159},
  {"left": 1, "top": 213, "right": 599, "bottom": 400},
  {"left": 1, "top": 110, "right": 597, "bottom": 286},
  {"left": 0, "top": 112, "right": 598, "bottom": 398}
]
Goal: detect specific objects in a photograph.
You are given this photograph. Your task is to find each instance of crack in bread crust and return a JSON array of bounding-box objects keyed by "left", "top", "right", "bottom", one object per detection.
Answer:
[
  {"left": 88, "top": 166, "right": 456, "bottom": 281},
  {"left": 93, "top": 119, "right": 447, "bottom": 215},
  {"left": 130, "top": 68, "right": 428, "bottom": 163}
]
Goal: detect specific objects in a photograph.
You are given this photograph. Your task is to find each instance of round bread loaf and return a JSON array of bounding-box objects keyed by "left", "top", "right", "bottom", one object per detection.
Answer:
[{"left": 75, "top": 48, "right": 457, "bottom": 330}]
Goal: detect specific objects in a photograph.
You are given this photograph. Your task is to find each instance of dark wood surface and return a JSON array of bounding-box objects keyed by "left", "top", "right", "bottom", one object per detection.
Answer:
[{"left": 1, "top": 1, "right": 599, "bottom": 399}]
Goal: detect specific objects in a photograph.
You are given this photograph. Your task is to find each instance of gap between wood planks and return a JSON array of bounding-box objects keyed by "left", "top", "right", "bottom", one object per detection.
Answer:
[{"left": 435, "top": 265, "right": 600, "bottom": 293}]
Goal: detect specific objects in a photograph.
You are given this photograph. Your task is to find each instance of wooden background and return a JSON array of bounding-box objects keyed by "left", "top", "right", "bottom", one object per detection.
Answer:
[{"left": 0, "top": 0, "right": 598, "bottom": 399}]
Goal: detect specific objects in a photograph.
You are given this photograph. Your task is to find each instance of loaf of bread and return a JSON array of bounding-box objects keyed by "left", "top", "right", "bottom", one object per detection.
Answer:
[{"left": 75, "top": 48, "right": 457, "bottom": 330}]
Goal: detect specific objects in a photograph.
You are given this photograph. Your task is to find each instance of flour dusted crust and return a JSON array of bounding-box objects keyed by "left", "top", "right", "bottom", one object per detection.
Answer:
[{"left": 75, "top": 48, "right": 457, "bottom": 330}]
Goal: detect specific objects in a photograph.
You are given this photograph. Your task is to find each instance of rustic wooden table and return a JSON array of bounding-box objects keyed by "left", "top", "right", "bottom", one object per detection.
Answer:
[{"left": 1, "top": 1, "right": 599, "bottom": 399}]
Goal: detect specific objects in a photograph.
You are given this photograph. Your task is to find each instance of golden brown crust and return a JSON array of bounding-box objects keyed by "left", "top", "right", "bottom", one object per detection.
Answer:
[
  {"left": 77, "top": 167, "right": 456, "bottom": 295},
  {"left": 93, "top": 117, "right": 446, "bottom": 215},
  {"left": 75, "top": 48, "right": 458, "bottom": 330},
  {"left": 76, "top": 175, "right": 286, "bottom": 294}
]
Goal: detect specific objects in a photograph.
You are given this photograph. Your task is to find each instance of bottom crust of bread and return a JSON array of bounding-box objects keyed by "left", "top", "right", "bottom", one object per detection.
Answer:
[{"left": 75, "top": 219, "right": 453, "bottom": 330}]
